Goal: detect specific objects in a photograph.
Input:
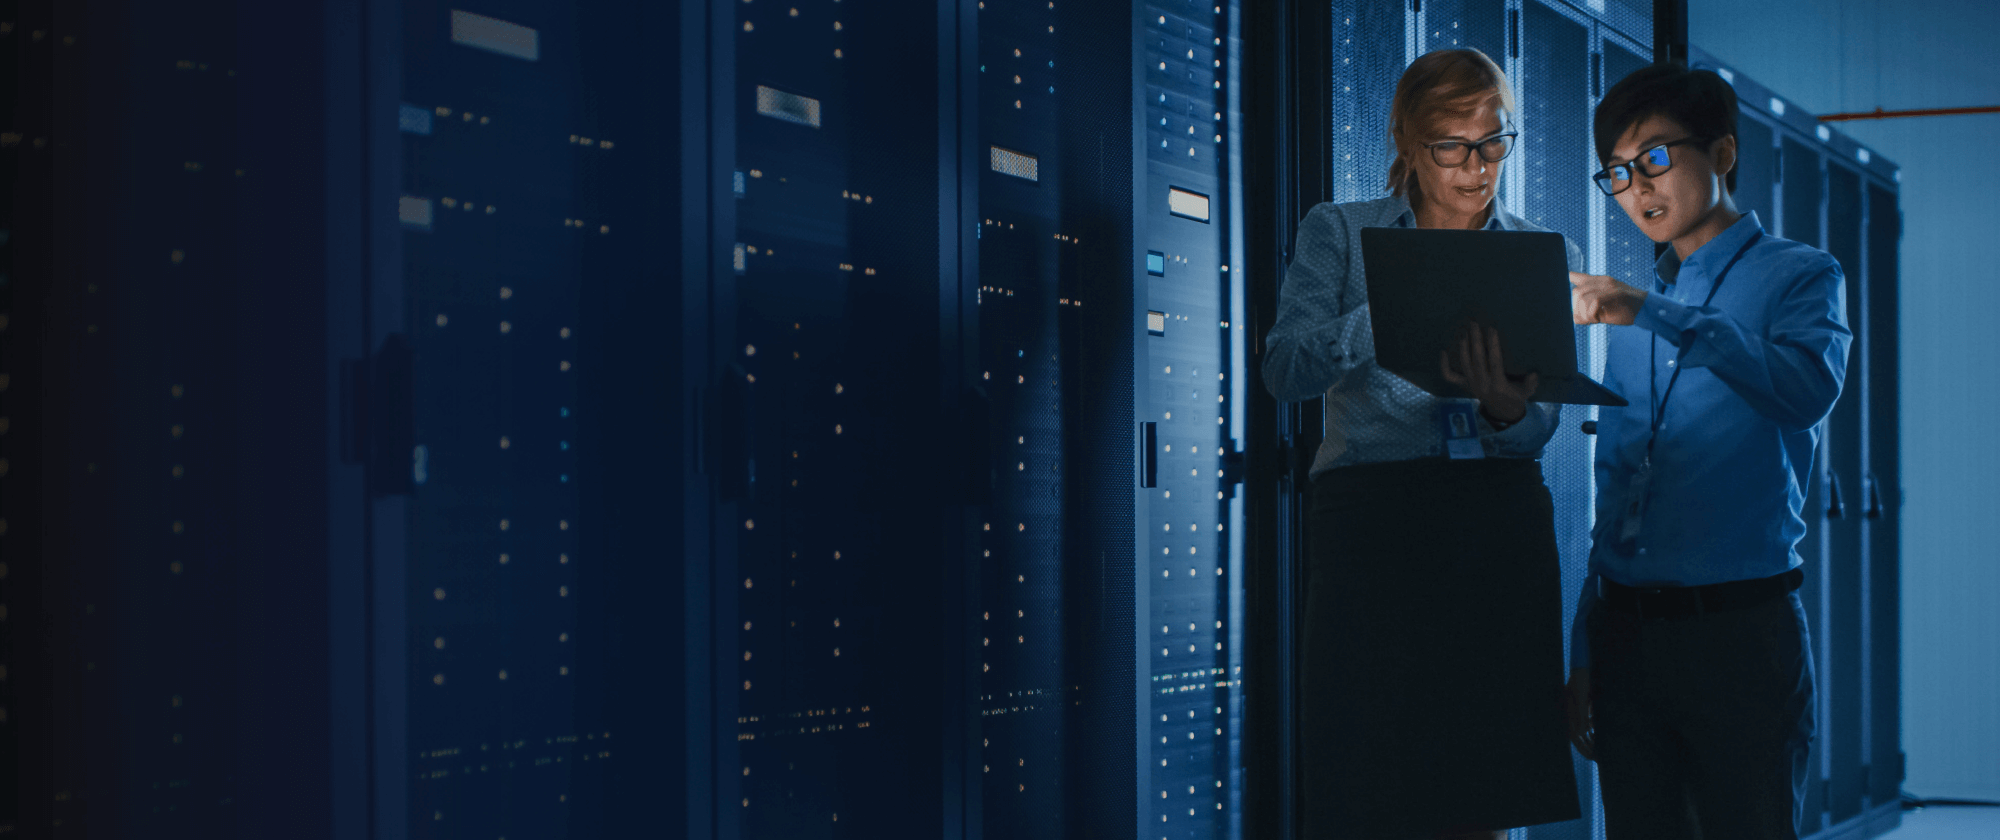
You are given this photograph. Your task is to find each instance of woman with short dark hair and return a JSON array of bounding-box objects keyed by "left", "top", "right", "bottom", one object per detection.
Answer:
[{"left": 1263, "top": 48, "right": 1584, "bottom": 839}]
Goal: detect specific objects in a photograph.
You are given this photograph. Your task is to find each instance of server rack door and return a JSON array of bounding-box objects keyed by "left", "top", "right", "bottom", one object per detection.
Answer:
[
  {"left": 1598, "top": 40, "right": 1655, "bottom": 291},
  {"left": 1137, "top": 1, "right": 1248, "bottom": 836},
  {"left": 14, "top": 0, "right": 371, "bottom": 832},
  {"left": 64, "top": 8, "right": 253, "bottom": 831},
  {"left": 1823, "top": 159, "right": 1867, "bottom": 823},
  {"left": 722, "top": 1, "right": 957, "bottom": 836},
  {"left": 1327, "top": 2, "right": 1405, "bottom": 207},
  {"left": 384, "top": 4, "right": 691, "bottom": 836},
  {"left": 1863, "top": 181, "right": 1902, "bottom": 809},
  {"left": 975, "top": 1, "right": 1118, "bottom": 834},
  {"left": 1783, "top": 137, "right": 1824, "bottom": 256},
  {"left": 21, "top": 2, "right": 347, "bottom": 832},
  {"left": 1518, "top": 0, "right": 1597, "bottom": 707},
  {"left": 1731, "top": 110, "right": 1830, "bottom": 832},
  {"left": 1734, "top": 115, "right": 1777, "bottom": 240},
  {"left": 1514, "top": 6, "right": 1651, "bottom": 839},
  {"left": 391, "top": 7, "right": 605, "bottom": 836}
]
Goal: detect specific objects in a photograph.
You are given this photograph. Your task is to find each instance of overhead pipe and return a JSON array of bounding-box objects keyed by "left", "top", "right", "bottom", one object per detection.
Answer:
[{"left": 1820, "top": 105, "right": 2000, "bottom": 122}]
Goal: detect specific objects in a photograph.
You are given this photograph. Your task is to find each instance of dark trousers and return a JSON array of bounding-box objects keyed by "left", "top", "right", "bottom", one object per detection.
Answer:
[{"left": 1589, "top": 589, "right": 1816, "bottom": 840}]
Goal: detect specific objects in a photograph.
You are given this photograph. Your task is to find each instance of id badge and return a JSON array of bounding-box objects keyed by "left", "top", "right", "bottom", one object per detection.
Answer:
[
  {"left": 1616, "top": 457, "right": 1652, "bottom": 547},
  {"left": 1438, "top": 402, "right": 1485, "bottom": 460}
]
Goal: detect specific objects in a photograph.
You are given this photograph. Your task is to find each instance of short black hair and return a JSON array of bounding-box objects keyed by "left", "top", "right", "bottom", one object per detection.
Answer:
[{"left": 1594, "top": 62, "right": 1739, "bottom": 193}]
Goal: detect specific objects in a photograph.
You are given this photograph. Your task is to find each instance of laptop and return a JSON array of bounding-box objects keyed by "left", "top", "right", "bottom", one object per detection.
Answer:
[{"left": 1359, "top": 226, "right": 1627, "bottom": 407}]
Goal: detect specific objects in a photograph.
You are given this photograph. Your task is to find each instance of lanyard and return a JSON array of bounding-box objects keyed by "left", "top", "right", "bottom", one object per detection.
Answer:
[{"left": 1646, "top": 231, "right": 1762, "bottom": 463}]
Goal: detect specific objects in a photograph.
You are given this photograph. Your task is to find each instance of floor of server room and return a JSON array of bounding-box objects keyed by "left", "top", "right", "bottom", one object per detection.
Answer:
[{"left": 1882, "top": 807, "right": 2000, "bottom": 839}]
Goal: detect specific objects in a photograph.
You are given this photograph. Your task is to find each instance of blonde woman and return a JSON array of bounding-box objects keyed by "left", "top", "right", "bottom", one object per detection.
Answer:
[{"left": 1263, "top": 48, "right": 1583, "bottom": 839}]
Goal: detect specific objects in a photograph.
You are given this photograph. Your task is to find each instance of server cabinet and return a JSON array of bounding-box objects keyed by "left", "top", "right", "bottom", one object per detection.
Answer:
[
  {"left": 1728, "top": 93, "right": 1839, "bottom": 827},
  {"left": 1688, "top": 46, "right": 1904, "bottom": 840},
  {"left": 1595, "top": 40, "right": 1654, "bottom": 292},
  {"left": 1863, "top": 179, "right": 1902, "bottom": 810},
  {"left": 1732, "top": 115, "right": 1777, "bottom": 238},
  {"left": 1825, "top": 157, "right": 1868, "bottom": 824},
  {"left": 378, "top": 3, "right": 695, "bottom": 837},
  {"left": 1134, "top": 3, "right": 1250, "bottom": 836},
  {"left": 718, "top": 0, "right": 962, "bottom": 834},
  {"left": 687, "top": 0, "right": 1253, "bottom": 838},
  {"left": 335, "top": 4, "right": 1248, "bottom": 832},
  {"left": 19, "top": 0, "right": 1254, "bottom": 836},
  {"left": 13, "top": 1, "right": 351, "bottom": 835}
]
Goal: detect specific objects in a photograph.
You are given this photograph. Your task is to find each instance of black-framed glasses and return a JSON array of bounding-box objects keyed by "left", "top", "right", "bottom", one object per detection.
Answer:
[
  {"left": 1423, "top": 132, "right": 1517, "bottom": 167},
  {"left": 1592, "top": 136, "right": 1713, "bottom": 196}
]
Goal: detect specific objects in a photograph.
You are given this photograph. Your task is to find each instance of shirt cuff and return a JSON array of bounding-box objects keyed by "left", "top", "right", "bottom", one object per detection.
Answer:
[
  {"left": 1633, "top": 291, "right": 1698, "bottom": 349},
  {"left": 1475, "top": 404, "right": 1516, "bottom": 432},
  {"left": 1477, "top": 400, "right": 1548, "bottom": 444}
]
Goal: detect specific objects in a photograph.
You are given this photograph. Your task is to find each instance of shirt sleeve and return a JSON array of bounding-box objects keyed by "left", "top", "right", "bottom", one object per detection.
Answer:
[
  {"left": 1477, "top": 400, "right": 1560, "bottom": 456},
  {"left": 1262, "top": 204, "right": 1377, "bottom": 402},
  {"left": 1632, "top": 252, "right": 1852, "bottom": 432}
]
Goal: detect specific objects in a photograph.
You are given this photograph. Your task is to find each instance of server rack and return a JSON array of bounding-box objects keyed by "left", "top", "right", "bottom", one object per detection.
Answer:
[
  {"left": 379, "top": 4, "right": 693, "bottom": 836},
  {"left": 17, "top": 0, "right": 1256, "bottom": 836},
  {"left": 1686, "top": 45, "right": 1905, "bottom": 840},
  {"left": 10, "top": 2, "right": 351, "bottom": 834},
  {"left": 683, "top": 0, "right": 1254, "bottom": 837}
]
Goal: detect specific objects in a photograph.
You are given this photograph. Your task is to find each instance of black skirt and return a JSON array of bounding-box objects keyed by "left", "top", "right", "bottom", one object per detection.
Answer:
[{"left": 1300, "top": 457, "right": 1580, "bottom": 837}]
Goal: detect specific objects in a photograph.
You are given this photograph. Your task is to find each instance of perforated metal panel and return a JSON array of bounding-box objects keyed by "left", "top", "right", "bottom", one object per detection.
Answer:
[
  {"left": 718, "top": 2, "right": 958, "bottom": 835},
  {"left": 398, "top": 8, "right": 594, "bottom": 835},
  {"left": 974, "top": 2, "right": 1087, "bottom": 833},
  {"left": 1138, "top": 3, "right": 1247, "bottom": 837}
]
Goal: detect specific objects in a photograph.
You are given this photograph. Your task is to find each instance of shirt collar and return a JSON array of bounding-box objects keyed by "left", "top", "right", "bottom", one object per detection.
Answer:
[
  {"left": 1388, "top": 192, "right": 1515, "bottom": 231},
  {"left": 1653, "top": 210, "right": 1764, "bottom": 287}
]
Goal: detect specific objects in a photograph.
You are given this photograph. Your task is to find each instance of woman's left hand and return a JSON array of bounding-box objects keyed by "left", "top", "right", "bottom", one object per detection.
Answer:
[{"left": 1439, "top": 321, "right": 1537, "bottom": 425}]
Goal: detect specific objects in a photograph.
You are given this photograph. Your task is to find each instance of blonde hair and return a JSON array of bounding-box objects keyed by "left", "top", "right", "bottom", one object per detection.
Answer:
[{"left": 1385, "top": 48, "right": 1517, "bottom": 197}]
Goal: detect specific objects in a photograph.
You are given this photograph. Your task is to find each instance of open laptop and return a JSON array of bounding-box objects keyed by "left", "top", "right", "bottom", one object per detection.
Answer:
[{"left": 1359, "top": 226, "right": 1627, "bottom": 407}]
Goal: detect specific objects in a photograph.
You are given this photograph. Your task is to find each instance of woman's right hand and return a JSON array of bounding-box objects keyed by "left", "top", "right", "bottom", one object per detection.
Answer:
[
  {"left": 1565, "top": 666, "right": 1596, "bottom": 761},
  {"left": 1439, "top": 321, "right": 1536, "bottom": 424}
]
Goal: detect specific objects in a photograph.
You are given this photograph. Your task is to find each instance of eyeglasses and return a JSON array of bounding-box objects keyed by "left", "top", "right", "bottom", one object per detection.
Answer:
[
  {"left": 1592, "top": 136, "right": 1713, "bottom": 196},
  {"left": 1423, "top": 132, "right": 1517, "bottom": 167}
]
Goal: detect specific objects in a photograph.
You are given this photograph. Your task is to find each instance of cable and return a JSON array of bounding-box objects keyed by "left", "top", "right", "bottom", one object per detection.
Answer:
[{"left": 1899, "top": 791, "right": 2000, "bottom": 810}]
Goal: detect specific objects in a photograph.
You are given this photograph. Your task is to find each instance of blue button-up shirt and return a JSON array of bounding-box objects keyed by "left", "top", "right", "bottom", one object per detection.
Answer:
[
  {"left": 1571, "top": 212, "right": 1851, "bottom": 669},
  {"left": 1263, "top": 195, "right": 1582, "bottom": 477}
]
